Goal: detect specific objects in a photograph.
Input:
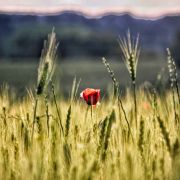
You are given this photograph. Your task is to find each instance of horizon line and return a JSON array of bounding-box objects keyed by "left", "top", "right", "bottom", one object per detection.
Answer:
[{"left": 0, "top": 6, "right": 180, "bottom": 20}]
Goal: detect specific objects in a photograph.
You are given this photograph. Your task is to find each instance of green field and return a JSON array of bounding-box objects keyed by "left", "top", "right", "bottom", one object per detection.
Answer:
[{"left": 0, "top": 58, "right": 168, "bottom": 97}]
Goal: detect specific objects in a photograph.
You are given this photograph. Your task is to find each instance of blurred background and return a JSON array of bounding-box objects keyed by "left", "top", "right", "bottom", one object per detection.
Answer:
[{"left": 0, "top": 6, "right": 180, "bottom": 96}]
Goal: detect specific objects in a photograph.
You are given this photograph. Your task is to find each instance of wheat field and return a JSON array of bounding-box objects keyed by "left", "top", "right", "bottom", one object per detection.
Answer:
[{"left": 0, "top": 30, "right": 179, "bottom": 180}]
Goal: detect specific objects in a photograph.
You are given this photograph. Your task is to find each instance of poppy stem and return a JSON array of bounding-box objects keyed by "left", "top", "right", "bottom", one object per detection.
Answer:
[
  {"left": 84, "top": 106, "right": 89, "bottom": 122},
  {"left": 91, "top": 105, "right": 93, "bottom": 121}
]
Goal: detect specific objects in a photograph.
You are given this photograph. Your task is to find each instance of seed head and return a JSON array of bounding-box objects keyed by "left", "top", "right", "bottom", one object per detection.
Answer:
[
  {"left": 118, "top": 31, "right": 140, "bottom": 83},
  {"left": 167, "top": 48, "right": 178, "bottom": 88},
  {"left": 37, "top": 28, "right": 58, "bottom": 95}
]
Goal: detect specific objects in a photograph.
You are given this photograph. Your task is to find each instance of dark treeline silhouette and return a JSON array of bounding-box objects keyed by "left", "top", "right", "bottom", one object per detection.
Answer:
[{"left": 0, "top": 11, "right": 180, "bottom": 66}]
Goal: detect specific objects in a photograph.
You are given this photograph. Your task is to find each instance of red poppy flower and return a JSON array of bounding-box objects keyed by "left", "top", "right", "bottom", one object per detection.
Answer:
[{"left": 80, "top": 88, "right": 100, "bottom": 105}]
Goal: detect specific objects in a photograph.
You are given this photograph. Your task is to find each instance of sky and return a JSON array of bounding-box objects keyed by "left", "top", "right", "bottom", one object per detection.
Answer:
[{"left": 0, "top": 0, "right": 180, "bottom": 18}]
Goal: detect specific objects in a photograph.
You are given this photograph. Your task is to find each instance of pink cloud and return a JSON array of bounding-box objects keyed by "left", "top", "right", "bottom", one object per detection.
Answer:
[{"left": 0, "top": 0, "right": 180, "bottom": 19}]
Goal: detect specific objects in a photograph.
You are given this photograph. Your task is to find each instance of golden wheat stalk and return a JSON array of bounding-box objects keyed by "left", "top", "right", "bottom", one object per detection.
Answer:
[
  {"left": 118, "top": 31, "right": 140, "bottom": 84},
  {"left": 102, "top": 57, "right": 134, "bottom": 142},
  {"left": 118, "top": 31, "right": 140, "bottom": 128},
  {"left": 167, "top": 48, "right": 180, "bottom": 106},
  {"left": 37, "top": 28, "right": 58, "bottom": 95},
  {"left": 102, "top": 57, "right": 119, "bottom": 97},
  {"left": 31, "top": 28, "right": 58, "bottom": 141},
  {"left": 167, "top": 49, "right": 180, "bottom": 126}
]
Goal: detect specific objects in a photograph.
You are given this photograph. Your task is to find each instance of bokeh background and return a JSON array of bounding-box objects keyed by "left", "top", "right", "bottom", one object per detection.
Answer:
[{"left": 0, "top": 1, "right": 180, "bottom": 96}]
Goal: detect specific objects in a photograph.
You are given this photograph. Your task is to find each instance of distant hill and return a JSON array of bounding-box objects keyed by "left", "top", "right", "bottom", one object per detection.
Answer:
[{"left": 0, "top": 11, "right": 180, "bottom": 61}]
